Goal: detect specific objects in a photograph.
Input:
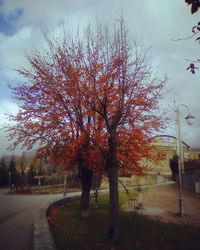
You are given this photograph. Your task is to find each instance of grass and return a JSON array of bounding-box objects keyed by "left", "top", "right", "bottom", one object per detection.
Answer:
[
  {"left": 48, "top": 190, "right": 200, "bottom": 250},
  {"left": 10, "top": 185, "right": 80, "bottom": 195},
  {"left": 32, "top": 186, "right": 65, "bottom": 194}
]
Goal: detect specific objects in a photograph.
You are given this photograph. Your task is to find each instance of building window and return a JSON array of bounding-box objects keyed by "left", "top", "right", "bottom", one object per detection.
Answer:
[
  {"left": 163, "top": 137, "right": 171, "bottom": 144},
  {"left": 184, "top": 152, "right": 190, "bottom": 159},
  {"left": 157, "top": 152, "right": 166, "bottom": 160}
]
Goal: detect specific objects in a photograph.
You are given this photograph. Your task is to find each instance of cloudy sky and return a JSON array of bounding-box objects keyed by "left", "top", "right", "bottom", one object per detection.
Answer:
[{"left": 0, "top": 0, "right": 200, "bottom": 156}]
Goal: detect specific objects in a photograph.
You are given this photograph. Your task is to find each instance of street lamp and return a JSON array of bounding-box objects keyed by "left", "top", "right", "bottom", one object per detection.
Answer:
[
  {"left": 175, "top": 104, "right": 195, "bottom": 216},
  {"left": 63, "top": 175, "right": 67, "bottom": 197},
  {"left": 8, "top": 171, "right": 11, "bottom": 187}
]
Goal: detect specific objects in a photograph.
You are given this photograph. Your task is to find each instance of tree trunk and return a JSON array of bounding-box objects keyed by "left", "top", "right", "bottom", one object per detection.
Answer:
[
  {"left": 107, "top": 135, "right": 119, "bottom": 242},
  {"left": 79, "top": 166, "right": 93, "bottom": 218}
]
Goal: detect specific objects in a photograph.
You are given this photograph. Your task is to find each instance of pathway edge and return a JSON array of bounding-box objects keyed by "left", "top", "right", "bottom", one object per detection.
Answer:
[{"left": 33, "top": 195, "right": 81, "bottom": 250}]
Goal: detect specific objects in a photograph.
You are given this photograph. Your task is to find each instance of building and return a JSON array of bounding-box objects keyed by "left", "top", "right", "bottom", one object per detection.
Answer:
[
  {"left": 113, "top": 135, "right": 200, "bottom": 188},
  {"left": 148, "top": 135, "right": 200, "bottom": 180}
]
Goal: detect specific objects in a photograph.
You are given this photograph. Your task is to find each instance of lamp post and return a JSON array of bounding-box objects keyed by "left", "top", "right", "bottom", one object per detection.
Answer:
[
  {"left": 175, "top": 104, "right": 195, "bottom": 216},
  {"left": 63, "top": 175, "right": 67, "bottom": 197},
  {"left": 8, "top": 171, "right": 11, "bottom": 187}
]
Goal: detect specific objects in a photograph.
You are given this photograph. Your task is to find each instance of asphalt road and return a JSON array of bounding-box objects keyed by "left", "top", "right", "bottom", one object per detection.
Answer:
[{"left": 0, "top": 188, "right": 70, "bottom": 250}]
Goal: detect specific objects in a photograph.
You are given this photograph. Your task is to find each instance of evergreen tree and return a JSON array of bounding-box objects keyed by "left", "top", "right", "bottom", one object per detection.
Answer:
[
  {"left": 28, "top": 163, "right": 36, "bottom": 185},
  {"left": 20, "top": 163, "right": 25, "bottom": 189},
  {"left": 8, "top": 156, "right": 18, "bottom": 186},
  {"left": 169, "top": 154, "right": 179, "bottom": 181},
  {"left": 0, "top": 157, "right": 8, "bottom": 186},
  {"left": 19, "top": 152, "right": 26, "bottom": 188}
]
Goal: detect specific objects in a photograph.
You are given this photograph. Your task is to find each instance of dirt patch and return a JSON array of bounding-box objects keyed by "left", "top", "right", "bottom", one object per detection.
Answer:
[
  {"left": 124, "top": 183, "right": 200, "bottom": 227},
  {"left": 144, "top": 210, "right": 200, "bottom": 227}
]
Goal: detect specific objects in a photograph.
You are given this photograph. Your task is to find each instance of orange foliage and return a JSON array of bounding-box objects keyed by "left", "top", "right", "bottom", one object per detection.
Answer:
[{"left": 6, "top": 19, "right": 166, "bottom": 177}]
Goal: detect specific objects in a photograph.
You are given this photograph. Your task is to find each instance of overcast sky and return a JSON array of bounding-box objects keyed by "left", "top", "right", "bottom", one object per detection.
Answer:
[{"left": 0, "top": 0, "right": 200, "bottom": 156}]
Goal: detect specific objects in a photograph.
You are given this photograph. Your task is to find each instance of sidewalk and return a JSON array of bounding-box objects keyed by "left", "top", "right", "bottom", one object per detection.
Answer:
[{"left": 141, "top": 183, "right": 200, "bottom": 227}]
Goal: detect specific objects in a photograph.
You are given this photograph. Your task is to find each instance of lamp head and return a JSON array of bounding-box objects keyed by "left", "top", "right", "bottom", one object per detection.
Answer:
[{"left": 185, "top": 114, "right": 195, "bottom": 126}]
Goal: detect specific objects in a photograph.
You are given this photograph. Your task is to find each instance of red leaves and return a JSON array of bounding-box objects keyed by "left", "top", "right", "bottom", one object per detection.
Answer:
[{"left": 6, "top": 19, "right": 166, "bottom": 177}]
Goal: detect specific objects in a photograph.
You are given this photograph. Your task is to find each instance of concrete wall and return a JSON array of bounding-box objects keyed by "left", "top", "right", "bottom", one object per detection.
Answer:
[
  {"left": 101, "top": 174, "right": 172, "bottom": 189},
  {"left": 181, "top": 171, "right": 200, "bottom": 192}
]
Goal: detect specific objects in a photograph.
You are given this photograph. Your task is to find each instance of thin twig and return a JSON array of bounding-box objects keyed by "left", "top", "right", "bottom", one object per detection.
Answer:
[{"left": 170, "top": 32, "right": 198, "bottom": 42}]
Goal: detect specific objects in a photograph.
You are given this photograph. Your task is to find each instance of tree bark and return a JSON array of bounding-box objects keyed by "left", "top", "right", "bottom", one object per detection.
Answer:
[
  {"left": 79, "top": 166, "right": 93, "bottom": 218},
  {"left": 107, "top": 135, "right": 119, "bottom": 242}
]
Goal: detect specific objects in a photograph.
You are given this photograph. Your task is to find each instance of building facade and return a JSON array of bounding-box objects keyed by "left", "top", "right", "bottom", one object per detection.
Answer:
[
  {"left": 114, "top": 135, "right": 200, "bottom": 188},
  {"left": 148, "top": 135, "right": 200, "bottom": 178}
]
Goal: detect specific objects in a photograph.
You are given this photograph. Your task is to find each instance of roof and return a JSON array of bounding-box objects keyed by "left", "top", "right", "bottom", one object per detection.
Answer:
[{"left": 151, "top": 135, "right": 190, "bottom": 148}]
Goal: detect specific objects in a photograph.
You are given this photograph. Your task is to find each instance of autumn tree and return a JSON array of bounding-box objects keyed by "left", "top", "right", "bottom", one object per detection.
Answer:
[
  {"left": 47, "top": 133, "right": 104, "bottom": 218},
  {"left": 185, "top": 0, "right": 200, "bottom": 14},
  {"left": 182, "top": 0, "right": 200, "bottom": 73},
  {"left": 6, "top": 17, "right": 166, "bottom": 241}
]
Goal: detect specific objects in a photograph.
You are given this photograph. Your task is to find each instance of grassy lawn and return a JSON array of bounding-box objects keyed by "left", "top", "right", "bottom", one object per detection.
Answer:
[
  {"left": 48, "top": 190, "right": 200, "bottom": 250},
  {"left": 32, "top": 186, "right": 64, "bottom": 194}
]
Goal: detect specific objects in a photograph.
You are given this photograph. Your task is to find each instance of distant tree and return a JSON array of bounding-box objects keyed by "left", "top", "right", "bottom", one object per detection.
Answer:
[
  {"left": 19, "top": 153, "right": 26, "bottom": 189},
  {"left": 28, "top": 163, "right": 36, "bottom": 185},
  {"left": 8, "top": 156, "right": 18, "bottom": 186},
  {"left": 37, "top": 163, "right": 43, "bottom": 176},
  {"left": 169, "top": 154, "right": 179, "bottom": 181},
  {"left": 0, "top": 157, "right": 8, "bottom": 186}
]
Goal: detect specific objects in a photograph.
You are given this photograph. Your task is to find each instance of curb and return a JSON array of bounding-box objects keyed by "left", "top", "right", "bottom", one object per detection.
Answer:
[{"left": 33, "top": 195, "right": 81, "bottom": 250}]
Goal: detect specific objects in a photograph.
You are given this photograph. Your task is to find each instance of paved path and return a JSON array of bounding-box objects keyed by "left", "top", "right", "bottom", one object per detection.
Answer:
[
  {"left": 0, "top": 188, "right": 65, "bottom": 250},
  {"left": 142, "top": 183, "right": 200, "bottom": 226}
]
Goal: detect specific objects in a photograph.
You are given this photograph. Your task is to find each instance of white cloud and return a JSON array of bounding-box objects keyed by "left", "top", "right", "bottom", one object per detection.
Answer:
[
  {"left": 0, "top": 99, "right": 19, "bottom": 127},
  {"left": 0, "top": 0, "right": 95, "bottom": 29},
  {"left": 0, "top": 0, "right": 200, "bottom": 152},
  {"left": 0, "top": 27, "right": 33, "bottom": 82},
  {"left": 0, "top": 99, "right": 20, "bottom": 156}
]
